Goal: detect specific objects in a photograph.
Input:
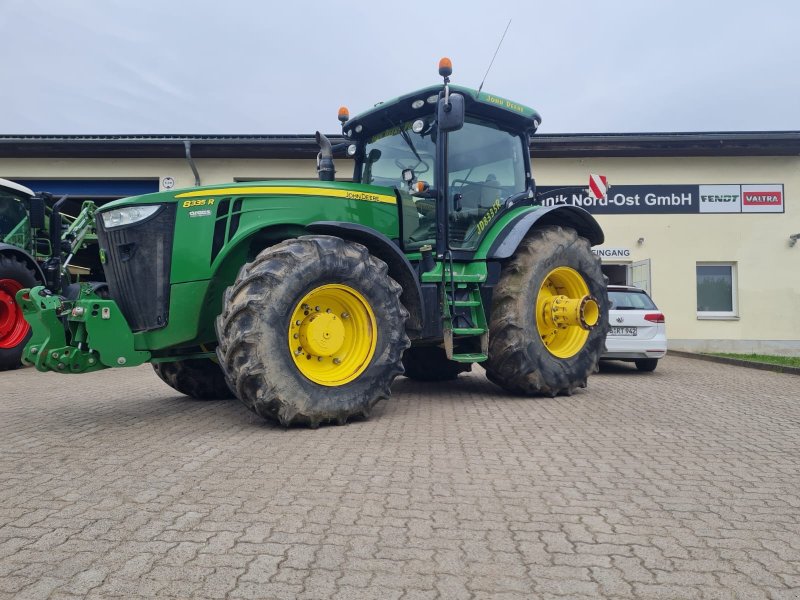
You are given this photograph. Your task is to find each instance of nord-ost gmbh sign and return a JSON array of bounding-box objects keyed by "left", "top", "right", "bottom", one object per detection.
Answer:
[{"left": 538, "top": 184, "right": 784, "bottom": 214}]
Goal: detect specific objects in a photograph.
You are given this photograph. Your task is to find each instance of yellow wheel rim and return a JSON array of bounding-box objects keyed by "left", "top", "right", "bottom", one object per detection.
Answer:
[
  {"left": 288, "top": 284, "right": 377, "bottom": 386},
  {"left": 536, "top": 267, "right": 599, "bottom": 359}
]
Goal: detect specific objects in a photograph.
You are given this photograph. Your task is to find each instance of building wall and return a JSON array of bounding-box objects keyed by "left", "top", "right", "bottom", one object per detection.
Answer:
[
  {"left": 0, "top": 157, "right": 322, "bottom": 190},
  {"left": 2, "top": 153, "right": 798, "bottom": 353}
]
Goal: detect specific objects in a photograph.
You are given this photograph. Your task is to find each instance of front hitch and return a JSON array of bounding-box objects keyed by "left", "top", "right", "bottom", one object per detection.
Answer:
[{"left": 16, "top": 285, "right": 150, "bottom": 373}]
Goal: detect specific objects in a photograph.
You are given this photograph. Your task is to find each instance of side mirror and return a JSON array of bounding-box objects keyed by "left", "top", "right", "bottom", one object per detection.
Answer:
[
  {"left": 437, "top": 93, "right": 465, "bottom": 133},
  {"left": 28, "top": 195, "right": 46, "bottom": 230}
]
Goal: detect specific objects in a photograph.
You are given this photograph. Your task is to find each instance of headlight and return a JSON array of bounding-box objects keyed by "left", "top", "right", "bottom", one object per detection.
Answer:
[{"left": 101, "top": 205, "right": 161, "bottom": 228}]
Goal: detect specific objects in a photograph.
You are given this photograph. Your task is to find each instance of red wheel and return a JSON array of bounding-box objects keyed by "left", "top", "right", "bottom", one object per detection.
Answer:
[
  {"left": 0, "top": 278, "right": 28, "bottom": 349},
  {"left": 0, "top": 255, "right": 39, "bottom": 370}
]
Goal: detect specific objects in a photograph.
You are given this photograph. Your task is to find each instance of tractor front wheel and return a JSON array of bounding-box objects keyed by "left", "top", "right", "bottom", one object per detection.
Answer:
[
  {"left": 216, "top": 235, "right": 409, "bottom": 427},
  {"left": 0, "top": 255, "right": 38, "bottom": 371},
  {"left": 485, "top": 226, "right": 609, "bottom": 396}
]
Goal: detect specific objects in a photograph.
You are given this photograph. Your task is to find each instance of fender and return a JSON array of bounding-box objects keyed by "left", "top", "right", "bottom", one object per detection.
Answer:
[
  {"left": 0, "top": 243, "right": 45, "bottom": 283},
  {"left": 484, "top": 205, "right": 604, "bottom": 259},
  {"left": 306, "top": 221, "right": 424, "bottom": 338}
]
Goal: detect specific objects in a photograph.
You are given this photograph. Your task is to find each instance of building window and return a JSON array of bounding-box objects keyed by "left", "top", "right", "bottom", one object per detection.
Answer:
[{"left": 696, "top": 263, "right": 738, "bottom": 319}]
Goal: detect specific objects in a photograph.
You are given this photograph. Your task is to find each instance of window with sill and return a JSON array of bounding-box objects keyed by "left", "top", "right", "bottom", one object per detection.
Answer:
[{"left": 696, "top": 263, "right": 738, "bottom": 319}]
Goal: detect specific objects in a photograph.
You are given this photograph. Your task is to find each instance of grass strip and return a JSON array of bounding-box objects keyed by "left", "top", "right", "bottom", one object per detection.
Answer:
[{"left": 708, "top": 353, "right": 800, "bottom": 368}]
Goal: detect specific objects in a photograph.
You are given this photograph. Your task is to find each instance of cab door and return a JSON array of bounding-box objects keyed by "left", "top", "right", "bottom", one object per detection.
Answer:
[{"left": 445, "top": 118, "right": 528, "bottom": 252}]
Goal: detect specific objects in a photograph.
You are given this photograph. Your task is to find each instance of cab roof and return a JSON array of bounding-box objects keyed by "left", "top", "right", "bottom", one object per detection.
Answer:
[
  {"left": 342, "top": 84, "right": 541, "bottom": 140},
  {"left": 0, "top": 177, "right": 34, "bottom": 198}
]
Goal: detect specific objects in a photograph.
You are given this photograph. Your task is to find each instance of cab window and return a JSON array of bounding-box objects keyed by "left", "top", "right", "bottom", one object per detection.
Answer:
[
  {"left": 447, "top": 119, "right": 527, "bottom": 249},
  {"left": 0, "top": 194, "right": 27, "bottom": 240},
  {"left": 359, "top": 119, "right": 435, "bottom": 190}
]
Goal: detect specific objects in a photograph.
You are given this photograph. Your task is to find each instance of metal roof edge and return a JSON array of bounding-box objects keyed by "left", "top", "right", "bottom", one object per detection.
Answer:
[{"left": 0, "top": 131, "right": 798, "bottom": 158}]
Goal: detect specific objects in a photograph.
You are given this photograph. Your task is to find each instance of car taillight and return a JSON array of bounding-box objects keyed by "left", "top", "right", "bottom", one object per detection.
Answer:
[{"left": 644, "top": 312, "right": 665, "bottom": 323}]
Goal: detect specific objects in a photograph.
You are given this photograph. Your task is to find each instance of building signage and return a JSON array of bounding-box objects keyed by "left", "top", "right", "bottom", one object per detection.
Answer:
[
  {"left": 592, "top": 247, "right": 631, "bottom": 259},
  {"left": 698, "top": 185, "right": 741, "bottom": 213},
  {"left": 538, "top": 184, "right": 784, "bottom": 214},
  {"left": 742, "top": 184, "right": 783, "bottom": 213}
]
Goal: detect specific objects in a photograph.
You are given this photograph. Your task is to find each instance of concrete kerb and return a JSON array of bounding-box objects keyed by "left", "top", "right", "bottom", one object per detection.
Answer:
[{"left": 668, "top": 349, "right": 800, "bottom": 376}]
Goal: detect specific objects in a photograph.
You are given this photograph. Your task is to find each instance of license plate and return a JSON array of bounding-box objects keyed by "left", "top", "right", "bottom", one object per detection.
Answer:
[{"left": 610, "top": 326, "right": 637, "bottom": 336}]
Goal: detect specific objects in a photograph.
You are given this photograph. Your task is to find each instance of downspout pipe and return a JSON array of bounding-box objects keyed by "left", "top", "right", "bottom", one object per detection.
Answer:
[{"left": 184, "top": 140, "right": 201, "bottom": 186}]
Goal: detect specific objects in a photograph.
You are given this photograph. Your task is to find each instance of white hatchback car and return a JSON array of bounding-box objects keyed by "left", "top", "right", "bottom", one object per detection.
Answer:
[{"left": 602, "top": 285, "right": 667, "bottom": 372}]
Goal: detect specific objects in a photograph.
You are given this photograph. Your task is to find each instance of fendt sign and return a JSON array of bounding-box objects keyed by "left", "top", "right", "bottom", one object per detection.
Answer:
[{"left": 538, "top": 184, "right": 784, "bottom": 214}]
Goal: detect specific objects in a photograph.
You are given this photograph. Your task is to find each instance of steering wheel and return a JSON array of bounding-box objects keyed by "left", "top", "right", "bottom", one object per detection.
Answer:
[
  {"left": 450, "top": 177, "right": 500, "bottom": 191},
  {"left": 395, "top": 159, "right": 430, "bottom": 175}
]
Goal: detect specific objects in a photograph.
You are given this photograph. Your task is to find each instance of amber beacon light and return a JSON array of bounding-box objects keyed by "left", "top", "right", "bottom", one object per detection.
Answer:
[{"left": 438, "top": 57, "right": 452, "bottom": 78}]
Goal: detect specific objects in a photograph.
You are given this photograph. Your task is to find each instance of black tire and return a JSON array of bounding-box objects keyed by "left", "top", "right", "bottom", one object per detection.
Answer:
[
  {"left": 485, "top": 226, "right": 609, "bottom": 396},
  {"left": 216, "top": 235, "right": 410, "bottom": 427},
  {"left": 402, "top": 346, "right": 471, "bottom": 381},
  {"left": 0, "top": 255, "right": 39, "bottom": 371},
  {"left": 635, "top": 358, "right": 658, "bottom": 372},
  {"left": 152, "top": 358, "right": 235, "bottom": 399}
]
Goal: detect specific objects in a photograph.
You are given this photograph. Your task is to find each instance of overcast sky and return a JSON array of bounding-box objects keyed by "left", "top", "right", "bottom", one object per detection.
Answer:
[{"left": 1, "top": 0, "right": 798, "bottom": 135}]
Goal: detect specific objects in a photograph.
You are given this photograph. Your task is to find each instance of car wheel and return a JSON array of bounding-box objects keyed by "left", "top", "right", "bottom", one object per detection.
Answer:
[{"left": 635, "top": 358, "right": 658, "bottom": 372}]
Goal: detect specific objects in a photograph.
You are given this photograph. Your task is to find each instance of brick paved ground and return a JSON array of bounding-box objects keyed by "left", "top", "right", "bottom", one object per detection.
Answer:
[{"left": 1, "top": 356, "right": 799, "bottom": 599}]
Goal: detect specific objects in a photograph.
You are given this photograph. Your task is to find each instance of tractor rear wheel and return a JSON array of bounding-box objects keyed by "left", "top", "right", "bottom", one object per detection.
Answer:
[
  {"left": 402, "top": 346, "right": 471, "bottom": 381},
  {"left": 485, "top": 226, "right": 609, "bottom": 396},
  {"left": 152, "top": 358, "right": 235, "bottom": 400},
  {"left": 216, "top": 235, "right": 409, "bottom": 427},
  {"left": 0, "top": 255, "right": 38, "bottom": 371}
]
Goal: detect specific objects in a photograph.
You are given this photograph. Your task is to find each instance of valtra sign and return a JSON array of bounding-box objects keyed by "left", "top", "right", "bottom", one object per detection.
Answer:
[
  {"left": 538, "top": 184, "right": 784, "bottom": 214},
  {"left": 742, "top": 185, "right": 784, "bottom": 213}
]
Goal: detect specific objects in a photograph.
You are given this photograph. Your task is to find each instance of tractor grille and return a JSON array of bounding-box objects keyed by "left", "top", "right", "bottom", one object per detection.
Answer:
[{"left": 96, "top": 204, "right": 176, "bottom": 331}]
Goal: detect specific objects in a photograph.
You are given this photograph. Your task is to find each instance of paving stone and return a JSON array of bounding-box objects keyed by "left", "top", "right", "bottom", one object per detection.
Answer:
[{"left": 1, "top": 357, "right": 799, "bottom": 599}]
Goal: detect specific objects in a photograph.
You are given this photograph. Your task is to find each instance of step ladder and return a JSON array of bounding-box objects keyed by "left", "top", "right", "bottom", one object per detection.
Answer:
[{"left": 440, "top": 257, "right": 489, "bottom": 363}]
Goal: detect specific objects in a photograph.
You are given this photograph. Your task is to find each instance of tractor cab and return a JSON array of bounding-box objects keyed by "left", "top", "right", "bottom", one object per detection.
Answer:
[
  {"left": 0, "top": 180, "right": 34, "bottom": 247},
  {"left": 340, "top": 65, "right": 541, "bottom": 255}
]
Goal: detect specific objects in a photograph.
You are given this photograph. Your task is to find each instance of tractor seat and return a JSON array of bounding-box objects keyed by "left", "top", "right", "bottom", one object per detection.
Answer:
[{"left": 459, "top": 175, "right": 502, "bottom": 211}]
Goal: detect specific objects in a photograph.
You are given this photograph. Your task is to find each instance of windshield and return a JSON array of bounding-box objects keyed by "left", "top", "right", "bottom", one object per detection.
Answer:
[
  {"left": 0, "top": 193, "right": 27, "bottom": 241},
  {"left": 608, "top": 289, "right": 658, "bottom": 310},
  {"left": 358, "top": 118, "right": 436, "bottom": 190}
]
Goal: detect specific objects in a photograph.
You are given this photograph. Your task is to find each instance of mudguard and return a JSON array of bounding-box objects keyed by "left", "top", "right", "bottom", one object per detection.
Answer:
[
  {"left": 306, "top": 221, "right": 425, "bottom": 337},
  {"left": 485, "top": 205, "right": 604, "bottom": 259}
]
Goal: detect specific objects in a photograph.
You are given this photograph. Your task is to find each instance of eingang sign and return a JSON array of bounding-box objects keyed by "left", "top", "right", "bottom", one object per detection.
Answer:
[{"left": 538, "top": 184, "right": 784, "bottom": 214}]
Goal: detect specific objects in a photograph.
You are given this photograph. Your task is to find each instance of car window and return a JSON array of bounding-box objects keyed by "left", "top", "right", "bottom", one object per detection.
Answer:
[{"left": 608, "top": 290, "right": 657, "bottom": 310}]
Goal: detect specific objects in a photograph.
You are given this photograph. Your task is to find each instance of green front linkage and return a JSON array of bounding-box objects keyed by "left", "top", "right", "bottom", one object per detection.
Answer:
[{"left": 17, "top": 284, "right": 149, "bottom": 373}]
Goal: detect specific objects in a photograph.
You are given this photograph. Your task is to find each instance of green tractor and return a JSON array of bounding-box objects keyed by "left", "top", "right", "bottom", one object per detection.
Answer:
[
  {"left": 1, "top": 178, "right": 99, "bottom": 370},
  {"left": 19, "top": 59, "right": 609, "bottom": 426}
]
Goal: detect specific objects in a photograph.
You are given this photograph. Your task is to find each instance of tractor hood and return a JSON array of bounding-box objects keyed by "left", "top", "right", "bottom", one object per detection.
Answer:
[{"left": 98, "top": 179, "right": 398, "bottom": 213}]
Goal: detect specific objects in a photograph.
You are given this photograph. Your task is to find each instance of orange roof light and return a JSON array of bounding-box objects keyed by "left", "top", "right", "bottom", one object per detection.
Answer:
[
  {"left": 438, "top": 57, "right": 452, "bottom": 78},
  {"left": 338, "top": 106, "right": 349, "bottom": 123}
]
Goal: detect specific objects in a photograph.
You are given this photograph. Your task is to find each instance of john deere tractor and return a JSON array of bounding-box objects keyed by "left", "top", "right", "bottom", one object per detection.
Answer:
[
  {"left": 19, "top": 59, "right": 609, "bottom": 426},
  {"left": 1, "top": 179, "right": 99, "bottom": 370}
]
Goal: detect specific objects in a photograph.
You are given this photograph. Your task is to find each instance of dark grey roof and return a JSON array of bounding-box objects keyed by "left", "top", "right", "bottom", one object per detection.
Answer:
[
  {"left": 531, "top": 131, "right": 800, "bottom": 157},
  {"left": 0, "top": 131, "right": 798, "bottom": 159}
]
